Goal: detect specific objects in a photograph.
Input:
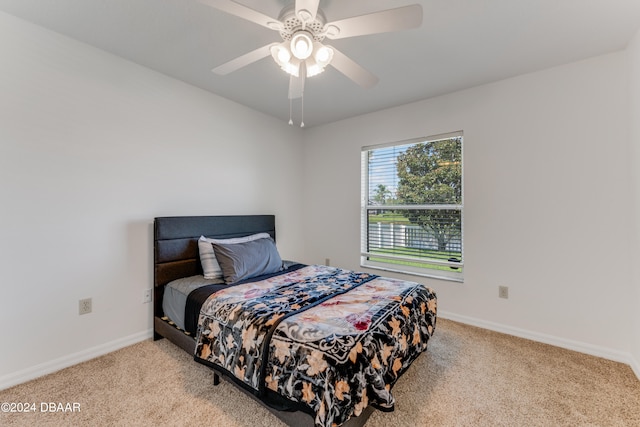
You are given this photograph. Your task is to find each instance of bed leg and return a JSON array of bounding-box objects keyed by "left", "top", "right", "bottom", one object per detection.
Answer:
[{"left": 213, "top": 373, "right": 220, "bottom": 386}]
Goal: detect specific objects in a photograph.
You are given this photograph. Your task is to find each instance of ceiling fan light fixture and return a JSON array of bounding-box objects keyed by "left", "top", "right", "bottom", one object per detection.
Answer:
[
  {"left": 270, "top": 45, "right": 286, "bottom": 63},
  {"left": 305, "top": 43, "right": 333, "bottom": 77},
  {"left": 283, "top": 62, "right": 300, "bottom": 77},
  {"left": 314, "top": 45, "right": 333, "bottom": 65},
  {"left": 290, "top": 32, "right": 314, "bottom": 60},
  {"left": 306, "top": 63, "right": 323, "bottom": 77},
  {"left": 270, "top": 44, "right": 300, "bottom": 76},
  {"left": 277, "top": 47, "right": 291, "bottom": 64}
]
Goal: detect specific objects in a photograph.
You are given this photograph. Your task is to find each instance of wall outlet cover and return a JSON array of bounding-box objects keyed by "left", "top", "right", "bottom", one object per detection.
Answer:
[
  {"left": 498, "top": 286, "right": 509, "bottom": 299},
  {"left": 143, "top": 288, "right": 152, "bottom": 303},
  {"left": 79, "top": 298, "right": 92, "bottom": 315}
]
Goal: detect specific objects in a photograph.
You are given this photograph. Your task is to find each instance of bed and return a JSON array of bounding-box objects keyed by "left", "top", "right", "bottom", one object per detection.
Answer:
[{"left": 153, "top": 215, "right": 437, "bottom": 427}]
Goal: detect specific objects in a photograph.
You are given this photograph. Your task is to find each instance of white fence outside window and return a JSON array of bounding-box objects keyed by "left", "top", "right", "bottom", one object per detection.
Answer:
[{"left": 368, "top": 222, "right": 462, "bottom": 252}]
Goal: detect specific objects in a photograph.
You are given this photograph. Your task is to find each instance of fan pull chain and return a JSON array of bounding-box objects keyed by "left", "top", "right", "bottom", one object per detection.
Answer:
[
  {"left": 300, "top": 92, "right": 305, "bottom": 128},
  {"left": 289, "top": 98, "right": 293, "bottom": 126}
]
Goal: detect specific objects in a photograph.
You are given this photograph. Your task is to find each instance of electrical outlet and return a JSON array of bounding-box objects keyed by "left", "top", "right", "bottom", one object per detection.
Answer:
[
  {"left": 325, "top": 258, "right": 330, "bottom": 266},
  {"left": 79, "top": 298, "right": 92, "bottom": 315},
  {"left": 498, "top": 286, "right": 509, "bottom": 299},
  {"left": 143, "top": 288, "right": 152, "bottom": 304}
]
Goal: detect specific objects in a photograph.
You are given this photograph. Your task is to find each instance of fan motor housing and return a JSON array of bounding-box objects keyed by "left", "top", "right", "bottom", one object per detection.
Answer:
[{"left": 277, "top": 5, "right": 327, "bottom": 42}]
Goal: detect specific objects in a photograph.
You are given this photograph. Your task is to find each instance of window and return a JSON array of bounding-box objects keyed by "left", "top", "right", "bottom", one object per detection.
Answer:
[{"left": 361, "top": 132, "right": 463, "bottom": 281}]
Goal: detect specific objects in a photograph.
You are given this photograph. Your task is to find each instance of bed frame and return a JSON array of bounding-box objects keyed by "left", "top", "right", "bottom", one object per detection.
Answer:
[{"left": 153, "top": 215, "right": 373, "bottom": 427}]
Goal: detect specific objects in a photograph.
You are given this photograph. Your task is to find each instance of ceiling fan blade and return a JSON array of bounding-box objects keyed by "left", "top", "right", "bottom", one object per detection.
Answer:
[
  {"left": 324, "top": 4, "right": 423, "bottom": 40},
  {"left": 295, "top": 0, "right": 320, "bottom": 23},
  {"left": 288, "top": 72, "right": 306, "bottom": 99},
  {"left": 198, "top": 0, "right": 282, "bottom": 30},
  {"left": 212, "top": 43, "right": 277, "bottom": 75},
  {"left": 327, "top": 46, "right": 378, "bottom": 89}
]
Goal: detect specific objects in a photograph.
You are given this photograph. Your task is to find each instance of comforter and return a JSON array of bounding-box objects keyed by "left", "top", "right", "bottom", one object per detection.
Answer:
[{"left": 194, "top": 265, "right": 437, "bottom": 427}]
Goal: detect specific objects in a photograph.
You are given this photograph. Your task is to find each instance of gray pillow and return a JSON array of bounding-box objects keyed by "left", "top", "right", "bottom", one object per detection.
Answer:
[
  {"left": 212, "top": 237, "right": 283, "bottom": 284},
  {"left": 198, "top": 233, "right": 271, "bottom": 279}
]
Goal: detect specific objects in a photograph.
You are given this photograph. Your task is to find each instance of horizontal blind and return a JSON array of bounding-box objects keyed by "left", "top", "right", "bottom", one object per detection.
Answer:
[{"left": 361, "top": 133, "right": 463, "bottom": 276}]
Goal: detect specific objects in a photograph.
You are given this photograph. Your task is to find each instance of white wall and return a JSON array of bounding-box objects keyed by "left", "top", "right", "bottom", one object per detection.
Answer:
[
  {"left": 0, "top": 11, "right": 303, "bottom": 388},
  {"left": 628, "top": 28, "right": 640, "bottom": 378},
  {"left": 302, "top": 52, "right": 636, "bottom": 364}
]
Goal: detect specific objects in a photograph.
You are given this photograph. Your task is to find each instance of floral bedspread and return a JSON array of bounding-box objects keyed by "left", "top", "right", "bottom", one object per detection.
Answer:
[{"left": 194, "top": 265, "right": 437, "bottom": 427}]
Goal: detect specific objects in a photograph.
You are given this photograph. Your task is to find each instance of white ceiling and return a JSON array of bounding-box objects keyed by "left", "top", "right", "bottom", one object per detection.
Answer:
[{"left": 1, "top": 0, "right": 639, "bottom": 127}]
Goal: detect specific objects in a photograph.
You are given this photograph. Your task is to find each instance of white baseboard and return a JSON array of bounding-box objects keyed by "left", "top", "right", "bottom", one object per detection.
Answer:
[
  {"left": 439, "top": 310, "right": 640, "bottom": 381},
  {"left": 3, "top": 318, "right": 639, "bottom": 390},
  {"left": 0, "top": 329, "right": 153, "bottom": 391}
]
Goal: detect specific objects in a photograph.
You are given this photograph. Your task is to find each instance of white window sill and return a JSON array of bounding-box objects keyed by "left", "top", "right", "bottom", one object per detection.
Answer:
[{"left": 361, "top": 262, "right": 464, "bottom": 283}]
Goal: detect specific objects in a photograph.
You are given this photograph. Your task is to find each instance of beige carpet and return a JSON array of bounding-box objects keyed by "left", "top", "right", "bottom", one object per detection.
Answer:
[{"left": 1, "top": 319, "right": 639, "bottom": 426}]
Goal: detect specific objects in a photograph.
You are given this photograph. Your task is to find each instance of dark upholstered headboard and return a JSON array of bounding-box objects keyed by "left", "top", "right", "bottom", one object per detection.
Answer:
[{"left": 153, "top": 215, "right": 276, "bottom": 317}]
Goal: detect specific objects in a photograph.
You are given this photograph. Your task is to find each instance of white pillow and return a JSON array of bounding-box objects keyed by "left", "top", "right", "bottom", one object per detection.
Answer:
[{"left": 198, "top": 233, "right": 271, "bottom": 279}]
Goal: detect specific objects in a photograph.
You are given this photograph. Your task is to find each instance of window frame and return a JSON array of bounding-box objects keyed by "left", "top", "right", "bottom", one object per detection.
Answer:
[{"left": 360, "top": 131, "right": 464, "bottom": 282}]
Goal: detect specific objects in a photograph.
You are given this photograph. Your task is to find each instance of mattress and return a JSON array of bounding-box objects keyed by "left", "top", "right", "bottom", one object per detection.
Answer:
[
  {"left": 162, "top": 275, "right": 222, "bottom": 331},
  {"left": 162, "top": 260, "right": 302, "bottom": 332}
]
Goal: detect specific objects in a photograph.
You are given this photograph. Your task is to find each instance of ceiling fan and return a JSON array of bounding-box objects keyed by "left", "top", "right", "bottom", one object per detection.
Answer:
[{"left": 199, "top": 0, "right": 423, "bottom": 125}]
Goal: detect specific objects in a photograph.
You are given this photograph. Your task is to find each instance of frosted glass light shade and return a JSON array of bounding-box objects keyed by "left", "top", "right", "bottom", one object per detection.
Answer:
[{"left": 290, "top": 32, "right": 313, "bottom": 60}]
